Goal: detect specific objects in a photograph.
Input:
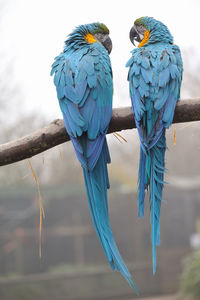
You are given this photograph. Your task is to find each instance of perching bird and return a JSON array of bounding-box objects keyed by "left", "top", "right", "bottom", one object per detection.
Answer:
[
  {"left": 126, "top": 17, "right": 183, "bottom": 274},
  {"left": 51, "top": 23, "right": 138, "bottom": 292}
]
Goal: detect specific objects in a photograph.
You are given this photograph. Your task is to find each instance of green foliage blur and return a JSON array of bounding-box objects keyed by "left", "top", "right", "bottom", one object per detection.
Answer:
[{"left": 179, "top": 250, "right": 200, "bottom": 299}]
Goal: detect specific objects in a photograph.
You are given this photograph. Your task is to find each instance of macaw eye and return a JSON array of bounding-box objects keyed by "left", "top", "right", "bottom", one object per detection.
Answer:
[
  {"left": 136, "top": 25, "right": 146, "bottom": 35},
  {"left": 94, "top": 33, "right": 105, "bottom": 41}
]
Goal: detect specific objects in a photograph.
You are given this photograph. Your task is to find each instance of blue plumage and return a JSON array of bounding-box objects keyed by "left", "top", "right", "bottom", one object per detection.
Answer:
[
  {"left": 127, "top": 17, "right": 183, "bottom": 274},
  {"left": 51, "top": 23, "right": 138, "bottom": 293}
]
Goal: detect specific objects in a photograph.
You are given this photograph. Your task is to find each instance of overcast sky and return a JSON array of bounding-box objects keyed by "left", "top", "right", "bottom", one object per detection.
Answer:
[{"left": 1, "top": 0, "right": 200, "bottom": 120}]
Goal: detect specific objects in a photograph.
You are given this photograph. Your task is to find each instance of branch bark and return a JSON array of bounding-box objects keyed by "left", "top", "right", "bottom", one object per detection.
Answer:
[{"left": 0, "top": 98, "right": 200, "bottom": 167}]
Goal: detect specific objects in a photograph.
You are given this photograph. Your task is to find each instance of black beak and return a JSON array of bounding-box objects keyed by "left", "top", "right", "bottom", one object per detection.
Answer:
[
  {"left": 129, "top": 26, "right": 142, "bottom": 46},
  {"left": 102, "top": 36, "right": 112, "bottom": 54}
]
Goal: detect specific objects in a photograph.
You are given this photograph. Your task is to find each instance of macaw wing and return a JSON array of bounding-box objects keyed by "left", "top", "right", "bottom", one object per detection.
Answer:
[
  {"left": 127, "top": 45, "right": 183, "bottom": 150},
  {"left": 51, "top": 46, "right": 113, "bottom": 169}
]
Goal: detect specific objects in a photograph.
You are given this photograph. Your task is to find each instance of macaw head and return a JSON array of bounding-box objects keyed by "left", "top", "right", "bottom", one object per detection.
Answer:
[
  {"left": 65, "top": 22, "right": 112, "bottom": 54},
  {"left": 129, "top": 17, "right": 173, "bottom": 47}
]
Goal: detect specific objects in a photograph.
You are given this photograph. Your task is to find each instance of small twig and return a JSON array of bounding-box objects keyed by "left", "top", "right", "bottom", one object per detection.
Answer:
[{"left": 27, "top": 159, "right": 45, "bottom": 258}]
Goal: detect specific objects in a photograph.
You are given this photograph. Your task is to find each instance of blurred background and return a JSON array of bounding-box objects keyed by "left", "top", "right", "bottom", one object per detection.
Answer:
[{"left": 1, "top": 0, "right": 200, "bottom": 299}]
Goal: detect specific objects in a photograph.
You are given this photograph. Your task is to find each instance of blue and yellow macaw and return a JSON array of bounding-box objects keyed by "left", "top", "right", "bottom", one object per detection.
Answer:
[
  {"left": 51, "top": 23, "right": 138, "bottom": 292},
  {"left": 126, "top": 17, "right": 183, "bottom": 274}
]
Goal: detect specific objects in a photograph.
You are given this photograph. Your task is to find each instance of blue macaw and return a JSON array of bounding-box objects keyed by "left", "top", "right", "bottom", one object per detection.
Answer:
[
  {"left": 51, "top": 23, "right": 138, "bottom": 292},
  {"left": 126, "top": 17, "right": 183, "bottom": 274}
]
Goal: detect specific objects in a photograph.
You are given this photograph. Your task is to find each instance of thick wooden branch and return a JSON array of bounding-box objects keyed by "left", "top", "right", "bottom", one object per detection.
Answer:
[{"left": 0, "top": 98, "right": 200, "bottom": 167}]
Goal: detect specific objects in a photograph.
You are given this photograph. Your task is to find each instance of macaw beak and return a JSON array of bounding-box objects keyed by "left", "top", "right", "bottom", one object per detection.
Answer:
[
  {"left": 129, "top": 25, "right": 142, "bottom": 46},
  {"left": 102, "top": 35, "right": 112, "bottom": 54},
  {"left": 94, "top": 33, "right": 112, "bottom": 54}
]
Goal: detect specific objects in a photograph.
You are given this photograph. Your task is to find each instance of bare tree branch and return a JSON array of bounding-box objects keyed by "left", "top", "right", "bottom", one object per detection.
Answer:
[{"left": 0, "top": 98, "right": 200, "bottom": 167}]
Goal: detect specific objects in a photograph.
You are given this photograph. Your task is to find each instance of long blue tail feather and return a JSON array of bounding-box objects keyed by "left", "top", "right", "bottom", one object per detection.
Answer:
[
  {"left": 149, "top": 131, "right": 166, "bottom": 274},
  {"left": 137, "top": 146, "right": 146, "bottom": 217},
  {"left": 83, "top": 139, "right": 139, "bottom": 293},
  {"left": 137, "top": 130, "right": 166, "bottom": 274}
]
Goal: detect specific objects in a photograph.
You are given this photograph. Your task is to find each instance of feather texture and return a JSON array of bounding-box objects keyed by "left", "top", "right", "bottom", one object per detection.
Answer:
[
  {"left": 51, "top": 23, "right": 138, "bottom": 293},
  {"left": 127, "top": 18, "right": 183, "bottom": 274}
]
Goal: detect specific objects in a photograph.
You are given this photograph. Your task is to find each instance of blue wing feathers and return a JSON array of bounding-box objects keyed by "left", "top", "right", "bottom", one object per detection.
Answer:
[
  {"left": 154, "top": 85, "right": 169, "bottom": 110},
  {"left": 162, "top": 94, "right": 177, "bottom": 126},
  {"left": 70, "top": 137, "right": 87, "bottom": 169},
  {"left": 158, "top": 68, "right": 170, "bottom": 87},
  {"left": 127, "top": 43, "right": 183, "bottom": 274},
  {"left": 52, "top": 40, "right": 138, "bottom": 291},
  {"left": 169, "top": 64, "right": 179, "bottom": 79},
  {"left": 64, "top": 99, "right": 85, "bottom": 127},
  {"left": 141, "top": 56, "right": 150, "bottom": 69},
  {"left": 161, "top": 53, "right": 170, "bottom": 69},
  {"left": 87, "top": 136, "right": 106, "bottom": 170},
  {"left": 64, "top": 80, "right": 88, "bottom": 103},
  {"left": 87, "top": 74, "right": 97, "bottom": 88},
  {"left": 141, "top": 67, "right": 152, "bottom": 84}
]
